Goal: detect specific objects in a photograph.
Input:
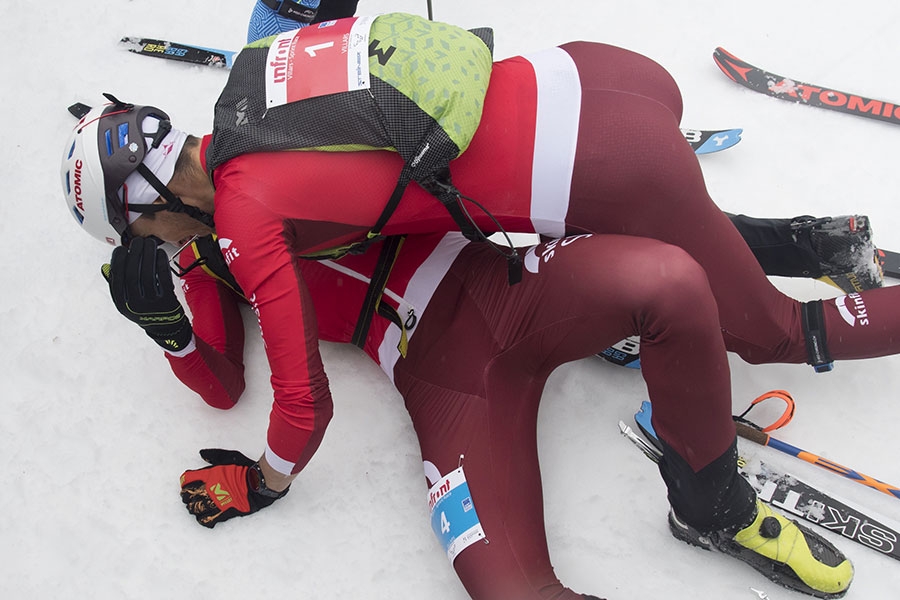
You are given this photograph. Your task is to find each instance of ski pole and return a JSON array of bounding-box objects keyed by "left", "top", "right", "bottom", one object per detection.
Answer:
[
  {"left": 426, "top": 0, "right": 433, "bottom": 20},
  {"left": 734, "top": 421, "right": 900, "bottom": 501},
  {"left": 619, "top": 421, "right": 661, "bottom": 463}
]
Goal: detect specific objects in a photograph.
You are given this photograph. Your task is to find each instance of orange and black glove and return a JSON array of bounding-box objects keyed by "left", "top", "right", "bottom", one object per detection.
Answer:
[{"left": 180, "top": 449, "right": 289, "bottom": 528}]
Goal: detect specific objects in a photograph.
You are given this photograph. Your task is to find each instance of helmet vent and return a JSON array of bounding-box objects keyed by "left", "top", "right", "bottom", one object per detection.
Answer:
[
  {"left": 104, "top": 129, "right": 114, "bottom": 156},
  {"left": 117, "top": 122, "right": 130, "bottom": 147}
]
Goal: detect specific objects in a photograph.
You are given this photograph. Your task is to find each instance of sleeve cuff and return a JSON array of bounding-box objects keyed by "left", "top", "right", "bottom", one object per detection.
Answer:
[
  {"left": 265, "top": 444, "right": 296, "bottom": 476},
  {"left": 164, "top": 336, "right": 197, "bottom": 359}
]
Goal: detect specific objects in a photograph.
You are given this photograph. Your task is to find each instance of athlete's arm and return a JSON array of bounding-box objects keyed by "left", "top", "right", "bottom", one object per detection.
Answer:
[
  {"left": 212, "top": 186, "right": 334, "bottom": 477},
  {"left": 164, "top": 251, "right": 248, "bottom": 409}
]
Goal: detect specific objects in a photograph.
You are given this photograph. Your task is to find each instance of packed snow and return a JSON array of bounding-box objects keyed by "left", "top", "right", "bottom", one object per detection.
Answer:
[{"left": 2, "top": 0, "right": 899, "bottom": 598}]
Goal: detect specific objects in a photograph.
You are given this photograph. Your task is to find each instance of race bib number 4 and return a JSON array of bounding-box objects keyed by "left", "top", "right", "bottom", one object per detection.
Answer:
[
  {"left": 265, "top": 16, "right": 374, "bottom": 109},
  {"left": 428, "top": 466, "right": 486, "bottom": 563}
]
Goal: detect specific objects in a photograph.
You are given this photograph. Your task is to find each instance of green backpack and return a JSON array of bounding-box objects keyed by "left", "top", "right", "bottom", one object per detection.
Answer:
[{"left": 206, "top": 13, "right": 497, "bottom": 258}]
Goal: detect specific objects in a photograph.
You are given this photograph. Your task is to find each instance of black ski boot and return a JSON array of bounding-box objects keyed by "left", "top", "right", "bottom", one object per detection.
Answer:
[{"left": 792, "top": 214, "right": 883, "bottom": 293}]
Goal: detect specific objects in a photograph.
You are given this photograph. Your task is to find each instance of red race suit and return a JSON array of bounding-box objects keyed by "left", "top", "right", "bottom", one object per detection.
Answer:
[{"left": 197, "top": 42, "right": 900, "bottom": 490}]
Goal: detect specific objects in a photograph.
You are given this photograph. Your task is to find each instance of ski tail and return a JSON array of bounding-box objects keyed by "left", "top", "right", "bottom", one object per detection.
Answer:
[
  {"left": 878, "top": 249, "right": 900, "bottom": 279},
  {"left": 634, "top": 400, "right": 659, "bottom": 449},
  {"left": 712, "top": 47, "right": 755, "bottom": 86}
]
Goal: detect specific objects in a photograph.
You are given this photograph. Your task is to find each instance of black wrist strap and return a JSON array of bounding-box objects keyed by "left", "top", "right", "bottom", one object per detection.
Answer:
[
  {"left": 259, "top": 0, "right": 318, "bottom": 23},
  {"left": 801, "top": 300, "right": 834, "bottom": 372},
  {"left": 247, "top": 463, "right": 289, "bottom": 499}
]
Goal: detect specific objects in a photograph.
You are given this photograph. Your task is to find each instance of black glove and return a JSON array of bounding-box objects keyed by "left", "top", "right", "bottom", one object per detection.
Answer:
[
  {"left": 180, "top": 449, "right": 289, "bottom": 528},
  {"left": 101, "top": 237, "right": 193, "bottom": 352}
]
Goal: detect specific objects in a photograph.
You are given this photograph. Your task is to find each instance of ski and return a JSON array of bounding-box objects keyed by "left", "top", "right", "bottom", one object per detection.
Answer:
[
  {"left": 119, "top": 37, "right": 237, "bottom": 68},
  {"left": 626, "top": 401, "right": 900, "bottom": 563},
  {"left": 598, "top": 335, "right": 641, "bottom": 369},
  {"left": 878, "top": 248, "right": 900, "bottom": 279},
  {"left": 740, "top": 455, "right": 900, "bottom": 561},
  {"left": 713, "top": 47, "right": 900, "bottom": 126},
  {"left": 680, "top": 127, "right": 742, "bottom": 154}
]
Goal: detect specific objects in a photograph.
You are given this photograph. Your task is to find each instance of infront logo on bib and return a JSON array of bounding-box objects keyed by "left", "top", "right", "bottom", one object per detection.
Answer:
[
  {"left": 427, "top": 466, "right": 486, "bottom": 563},
  {"left": 265, "top": 17, "right": 374, "bottom": 109}
]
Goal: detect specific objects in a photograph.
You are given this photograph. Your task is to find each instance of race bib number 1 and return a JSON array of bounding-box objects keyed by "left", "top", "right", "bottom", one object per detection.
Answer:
[
  {"left": 428, "top": 466, "right": 486, "bottom": 563},
  {"left": 265, "top": 16, "right": 374, "bottom": 109}
]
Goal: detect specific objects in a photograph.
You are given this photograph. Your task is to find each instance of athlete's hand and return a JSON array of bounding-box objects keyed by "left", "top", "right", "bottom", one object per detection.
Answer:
[
  {"left": 102, "top": 236, "right": 193, "bottom": 352},
  {"left": 180, "top": 449, "right": 289, "bottom": 528}
]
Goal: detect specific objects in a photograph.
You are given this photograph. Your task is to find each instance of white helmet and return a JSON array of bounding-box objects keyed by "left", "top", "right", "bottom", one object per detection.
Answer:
[{"left": 60, "top": 94, "right": 175, "bottom": 245}]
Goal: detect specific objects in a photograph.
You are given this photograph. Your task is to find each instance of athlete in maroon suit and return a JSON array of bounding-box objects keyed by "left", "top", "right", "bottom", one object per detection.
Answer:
[{"left": 164, "top": 229, "right": 743, "bottom": 599}]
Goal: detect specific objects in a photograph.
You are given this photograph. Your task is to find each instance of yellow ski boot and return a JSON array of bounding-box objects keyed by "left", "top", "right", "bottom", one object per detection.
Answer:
[{"left": 669, "top": 499, "right": 853, "bottom": 598}]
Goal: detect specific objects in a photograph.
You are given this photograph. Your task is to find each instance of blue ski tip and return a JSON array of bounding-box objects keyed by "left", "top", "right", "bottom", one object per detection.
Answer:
[
  {"left": 635, "top": 400, "right": 657, "bottom": 437},
  {"left": 693, "top": 128, "right": 743, "bottom": 154}
]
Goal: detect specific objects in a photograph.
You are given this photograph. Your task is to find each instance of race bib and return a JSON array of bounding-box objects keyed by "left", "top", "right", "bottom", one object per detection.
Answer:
[
  {"left": 265, "top": 16, "right": 374, "bottom": 109},
  {"left": 428, "top": 466, "right": 486, "bottom": 563}
]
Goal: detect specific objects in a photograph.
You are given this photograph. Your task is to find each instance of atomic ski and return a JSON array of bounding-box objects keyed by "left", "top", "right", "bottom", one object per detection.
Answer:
[
  {"left": 680, "top": 127, "right": 742, "bottom": 154},
  {"left": 713, "top": 47, "right": 900, "bottom": 126},
  {"left": 119, "top": 37, "right": 237, "bottom": 68},
  {"left": 624, "top": 401, "right": 900, "bottom": 563}
]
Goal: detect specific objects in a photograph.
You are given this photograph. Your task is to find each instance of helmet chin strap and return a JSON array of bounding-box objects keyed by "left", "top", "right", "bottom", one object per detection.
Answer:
[{"left": 133, "top": 163, "right": 216, "bottom": 229}]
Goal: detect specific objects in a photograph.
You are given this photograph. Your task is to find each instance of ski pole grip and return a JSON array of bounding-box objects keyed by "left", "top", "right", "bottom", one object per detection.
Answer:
[{"left": 735, "top": 421, "right": 770, "bottom": 446}]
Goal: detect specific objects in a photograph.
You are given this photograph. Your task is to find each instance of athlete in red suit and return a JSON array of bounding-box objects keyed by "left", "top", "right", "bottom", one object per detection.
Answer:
[{"left": 190, "top": 42, "right": 900, "bottom": 478}]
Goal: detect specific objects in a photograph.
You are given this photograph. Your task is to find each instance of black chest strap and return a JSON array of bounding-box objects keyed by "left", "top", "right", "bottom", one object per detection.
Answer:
[{"left": 350, "top": 235, "right": 409, "bottom": 357}]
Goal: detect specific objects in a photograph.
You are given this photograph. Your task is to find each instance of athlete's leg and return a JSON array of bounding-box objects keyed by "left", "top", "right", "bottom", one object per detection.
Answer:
[
  {"left": 559, "top": 44, "right": 900, "bottom": 365},
  {"left": 393, "top": 235, "right": 748, "bottom": 599},
  {"left": 559, "top": 41, "right": 683, "bottom": 122},
  {"left": 541, "top": 43, "right": 880, "bottom": 296}
]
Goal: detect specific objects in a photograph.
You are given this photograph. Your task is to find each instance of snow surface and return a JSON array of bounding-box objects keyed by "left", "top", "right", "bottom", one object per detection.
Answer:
[{"left": 3, "top": 0, "right": 900, "bottom": 598}]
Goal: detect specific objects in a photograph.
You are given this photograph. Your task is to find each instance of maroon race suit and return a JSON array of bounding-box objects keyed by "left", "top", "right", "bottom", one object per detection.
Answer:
[{"left": 170, "top": 228, "right": 743, "bottom": 599}]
